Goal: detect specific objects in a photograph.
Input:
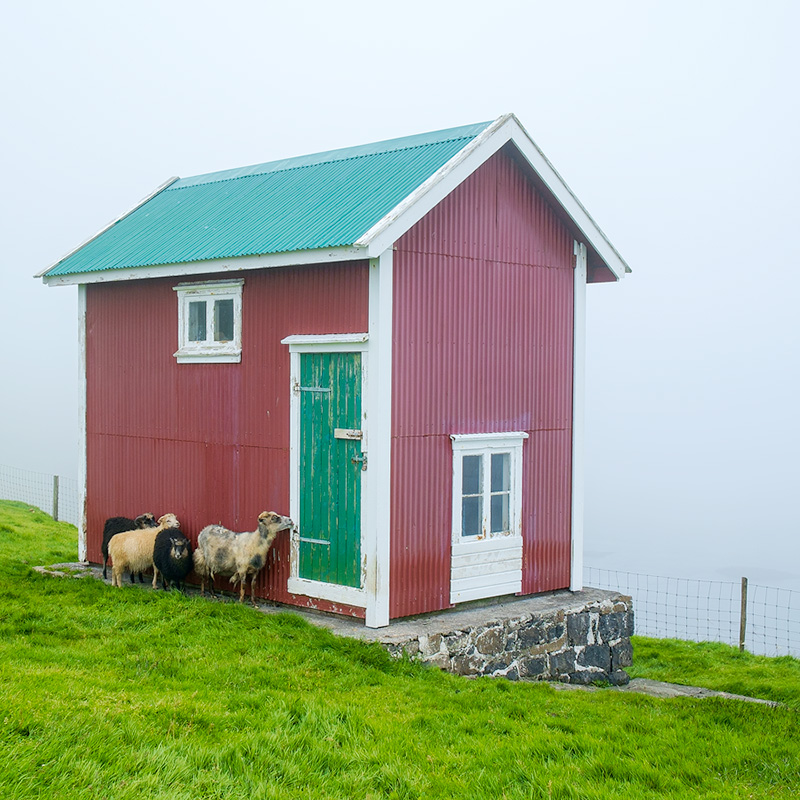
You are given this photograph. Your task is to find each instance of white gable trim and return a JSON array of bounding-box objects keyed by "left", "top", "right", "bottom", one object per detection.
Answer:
[{"left": 357, "top": 114, "right": 630, "bottom": 280}]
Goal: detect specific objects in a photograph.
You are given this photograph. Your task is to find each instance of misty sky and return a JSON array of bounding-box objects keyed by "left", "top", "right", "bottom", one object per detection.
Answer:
[{"left": 2, "top": 1, "right": 798, "bottom": 590}]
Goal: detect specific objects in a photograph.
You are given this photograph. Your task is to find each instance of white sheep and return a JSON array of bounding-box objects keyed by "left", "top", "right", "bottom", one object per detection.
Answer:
[
  {"left": 193, "top": 511, "right": 294, "bottom": 605},
  {"left": 107, "top": 513, "right": 181, "bottom": 589}
]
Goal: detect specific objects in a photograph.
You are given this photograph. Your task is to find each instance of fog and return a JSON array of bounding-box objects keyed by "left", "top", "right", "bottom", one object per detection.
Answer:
[{"left": 2, "top": 1, "right": 798, "bottom": 591}]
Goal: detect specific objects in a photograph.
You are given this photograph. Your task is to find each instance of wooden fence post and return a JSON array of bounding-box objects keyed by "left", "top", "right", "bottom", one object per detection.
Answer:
[
  {"left": 739, "top": 576, "right": 748, "bottom": 652},
  {"left": 52, "top": 475, "right": 59, "bottom": 522}
]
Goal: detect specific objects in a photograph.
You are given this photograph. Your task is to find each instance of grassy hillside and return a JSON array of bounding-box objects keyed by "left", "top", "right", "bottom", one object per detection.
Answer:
[{"left": 0, "top": 500, "right": 798, "bottom": 799}]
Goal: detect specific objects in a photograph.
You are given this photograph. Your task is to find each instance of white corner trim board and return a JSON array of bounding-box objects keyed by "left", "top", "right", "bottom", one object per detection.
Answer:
[{"left": 570, "top": 241, "right": 587, "bottom": 592}]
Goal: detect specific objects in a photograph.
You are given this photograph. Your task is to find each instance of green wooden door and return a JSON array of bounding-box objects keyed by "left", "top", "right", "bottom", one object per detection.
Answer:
[{"left": 298, "top": 351, "right": 363, "bottom": 587}]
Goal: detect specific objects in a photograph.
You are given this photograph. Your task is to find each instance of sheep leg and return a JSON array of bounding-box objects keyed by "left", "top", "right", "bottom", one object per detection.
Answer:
[
  {"left": 151, "top": 566, "right": 159, "bottom": 590},
  {"left": 102, "top": 557, "right": 109, "bottom": 580},
  {"left": 250, "top": 574, "right": 258, "bottom": 607}
]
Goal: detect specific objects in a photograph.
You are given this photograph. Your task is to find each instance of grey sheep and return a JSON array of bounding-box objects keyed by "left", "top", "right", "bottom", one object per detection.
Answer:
[
  {"left": 101, "top": 513, "right": 157, "bottom": 581},
  {"left": 193, "top": 511, "right": 294, "bottom": 605},
  {"left": 153, "top": 529, "right": 193, "bottom": 591},
  {"left": 108, "top": 513, "right": 181, "bottom": 589}
]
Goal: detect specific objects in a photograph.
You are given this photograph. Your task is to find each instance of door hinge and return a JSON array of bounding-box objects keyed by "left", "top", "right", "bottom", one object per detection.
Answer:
[{"left": 351, "top": 453, "right": 368, "bottom": 471}]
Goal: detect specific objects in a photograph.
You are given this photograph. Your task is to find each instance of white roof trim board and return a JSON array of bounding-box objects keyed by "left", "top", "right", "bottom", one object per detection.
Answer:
[{"left": 358, "top": 113, "right": 630, "bottom": 279}]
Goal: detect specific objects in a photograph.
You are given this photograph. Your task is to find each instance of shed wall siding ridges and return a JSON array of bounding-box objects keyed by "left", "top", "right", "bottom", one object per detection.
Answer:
[
  {"left": 84, "top": 261, "right": 370, "bottom": 610},
  {"left": 389, "top": 148, "right": 575, "bottom": 619}
]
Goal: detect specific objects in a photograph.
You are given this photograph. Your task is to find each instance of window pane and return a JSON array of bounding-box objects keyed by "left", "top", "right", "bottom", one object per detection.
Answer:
[
  {"left": 214, "top": 298, "right": 234, "bottom": 342},
  {"left": 462, "top": 496, "right": 482, "bottom": 537},
  {"left": 188, "top": 301, "right": 207, "bottom": 342},
  {"left": 491, "top": 452, "right": 510, "bottom": 492},
  {"left": 462, "top": 455, "right": 482, "bottom": 495},
  {"left": 491, "top": 493, "right": 510, "bottom": 533}
]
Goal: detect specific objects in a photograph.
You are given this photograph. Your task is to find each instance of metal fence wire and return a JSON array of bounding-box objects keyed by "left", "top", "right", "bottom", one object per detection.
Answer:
[
  {"left": 585, "top": 566, "right": 800, "bottom": 658},
  {"left": 0, "top": 463, "right": 80, "bottom": 527},
  {"left": 0, "top": 464, "right": 798, "bottom": 657}
]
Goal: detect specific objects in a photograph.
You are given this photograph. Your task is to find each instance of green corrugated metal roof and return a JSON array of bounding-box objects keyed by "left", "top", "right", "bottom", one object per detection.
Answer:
[{"left": 44, "top": 121, "right": 492, "bottom": 277}]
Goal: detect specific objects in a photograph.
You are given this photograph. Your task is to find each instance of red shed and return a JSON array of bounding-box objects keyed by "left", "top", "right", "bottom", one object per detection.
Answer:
[{"left": 40, "top": 114, "right": 629, "bottom": 627}]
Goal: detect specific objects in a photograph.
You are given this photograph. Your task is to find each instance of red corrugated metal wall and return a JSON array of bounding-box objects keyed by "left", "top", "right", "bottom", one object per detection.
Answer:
[
  {"left": 390, "top": 145, "right": 575, "bottom": 618},
  {"left": 85, "top": 261, "right": 369, "bottom": 606}
]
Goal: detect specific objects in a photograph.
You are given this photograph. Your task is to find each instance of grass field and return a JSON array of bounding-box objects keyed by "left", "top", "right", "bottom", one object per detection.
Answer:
[{"left": 0, "top": 499, "right": 798, "bottom": 799}]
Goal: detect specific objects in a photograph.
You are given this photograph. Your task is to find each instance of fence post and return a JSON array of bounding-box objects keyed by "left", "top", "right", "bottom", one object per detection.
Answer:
[
  {"left": 52, "top": 475, "right": 59, "bottom": 522},
  {"left": 739, "top": 576, "right": 748, "bottom": 652}
]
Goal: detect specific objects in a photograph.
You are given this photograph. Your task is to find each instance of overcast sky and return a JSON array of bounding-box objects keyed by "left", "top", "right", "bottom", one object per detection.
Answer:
[{"left": 2, "top": 1, "right": 798, "bottom": 590}]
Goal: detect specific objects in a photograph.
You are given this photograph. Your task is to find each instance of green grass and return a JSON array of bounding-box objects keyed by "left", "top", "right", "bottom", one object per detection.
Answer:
[
  {"left": 0, "top": 499, "right": 798, "bottom": 799},
  {"left": 629, "top": 636, "right": 800, "bottom": 708}
]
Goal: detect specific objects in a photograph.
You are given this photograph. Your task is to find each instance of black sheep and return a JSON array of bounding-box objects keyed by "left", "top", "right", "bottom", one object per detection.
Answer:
[
  {"left": 153, "top": 529, "right": 193, "bottom": 591},
  {"left": 101, "top": 513, "right": 157, "bottom": 581}
]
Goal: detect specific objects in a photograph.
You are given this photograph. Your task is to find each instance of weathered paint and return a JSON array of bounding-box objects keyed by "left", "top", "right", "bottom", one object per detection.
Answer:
[
  {"left": 298, "top": 351, "right": 362, "bottom": 586},
  {"left": 390, "top": 146, "right": 575, "bottom": 618},
  {"left": 84, "top": 261, "right": 369, "bottom": 606}
]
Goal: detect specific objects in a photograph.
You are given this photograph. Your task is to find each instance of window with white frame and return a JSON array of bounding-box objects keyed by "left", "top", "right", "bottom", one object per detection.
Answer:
[
  {"left": 450, "top": 432, "right": 528, "bottom": 541},
  {"left": 173, "top": 279, "right": 243, "bottom": 363}
]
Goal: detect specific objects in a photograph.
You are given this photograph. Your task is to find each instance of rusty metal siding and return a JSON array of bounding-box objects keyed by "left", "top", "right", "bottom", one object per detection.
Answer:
[
  {"left": 390, "top": 148, "right": 575, "bottom": 618},
  {"left": 84, "top": 261, "right": 369, "bottom": 609}
]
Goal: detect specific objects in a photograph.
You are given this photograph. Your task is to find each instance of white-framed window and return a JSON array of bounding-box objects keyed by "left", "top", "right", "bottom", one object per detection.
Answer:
[
  {"left": 173, "top": 279, "right": 244, "bottom": 363},
  {"left": 451, "top": 432, "right": 528, "bottom": 541},
  {"left": 449, "top": 432, "right": 528, "bottom": 604}
]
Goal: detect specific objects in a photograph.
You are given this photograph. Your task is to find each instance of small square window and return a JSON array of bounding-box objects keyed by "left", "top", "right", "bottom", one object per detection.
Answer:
[
  {"left": 173, "top": 279, "right": 243, "bottom": 363},
  {"left": 451, "top": 432, "right": 527, "bottom": 541}
]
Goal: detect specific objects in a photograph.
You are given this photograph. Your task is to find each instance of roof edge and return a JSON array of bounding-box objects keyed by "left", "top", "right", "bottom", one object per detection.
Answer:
[
  {"left": 355, "top": 115, "right": 509, "bottom": 251},
  {"left": 35, "top": 176, "right": 180, "bottom": 280},
  {"left": 358, "top": 113, "right": 631, "bottom": 280}
]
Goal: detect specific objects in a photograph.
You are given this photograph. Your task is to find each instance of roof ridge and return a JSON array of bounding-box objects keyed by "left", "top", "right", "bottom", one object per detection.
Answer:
[{"left": 172, "top": 123, "right": 491, "bottom": 190}]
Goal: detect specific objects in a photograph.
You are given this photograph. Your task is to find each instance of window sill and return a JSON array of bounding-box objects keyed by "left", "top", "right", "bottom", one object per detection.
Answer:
[{"left": 173, "top": 347, "right": 242, "bottom": 364}]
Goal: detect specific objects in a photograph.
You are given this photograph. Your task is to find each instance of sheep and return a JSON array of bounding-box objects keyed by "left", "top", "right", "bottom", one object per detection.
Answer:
[
  {"left": 108, "top": 513, "right": 181, "bottom": 589},
  {"left": 194, "top": 511, "right": 294, "bottom": 605},
  {"left": 152, "top": 529, "right": 193, "bottom": 591},
  {"left": 101, "top": 513, "right": 157, "bottom": 580}
]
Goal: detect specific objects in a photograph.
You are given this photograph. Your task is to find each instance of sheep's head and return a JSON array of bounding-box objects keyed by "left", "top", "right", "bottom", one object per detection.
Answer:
[
  {"left": 158, "top": 513, "right": 181, "bottom": 529},
  {"left": 257, "top": 511, "right": 294, "bottom": 537},
  {"left": 169, "top": 537, "right": 190, "bottom": 561},
  {"left": 135, "top": 513, "right": 157, "bottom": 529}
]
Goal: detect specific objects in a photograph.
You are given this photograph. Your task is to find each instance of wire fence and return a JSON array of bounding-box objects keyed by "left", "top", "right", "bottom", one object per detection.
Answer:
[
  {"left": 0, "top": 463, "right": 80, "bottom": 527},
  {"left": 585, "top": 566, "right": 800, "bottom": 658},
  {"left": 0, "top": 464, "right": 797, "bottom": 658}
]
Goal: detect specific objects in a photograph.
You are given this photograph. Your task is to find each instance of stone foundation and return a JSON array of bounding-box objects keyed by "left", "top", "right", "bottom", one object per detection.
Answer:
[{"left": 383, "top": 591, "right": 634, "bottom": 685}]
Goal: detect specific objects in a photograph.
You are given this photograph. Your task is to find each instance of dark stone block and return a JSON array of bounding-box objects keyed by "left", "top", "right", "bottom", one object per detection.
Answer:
[
  {"left": 611, "top": 639, "right": 633, "bottom": 670},
  {"left": 598, "top": 612, "right": 628, "bottom": 641},
  {"left": 609, "top": 669, "right": 630, "bottom": 686},
  {"left": 505, "top": 666, "right": 520, "bottom": 681},
  {"left": 549, "top": 649, "right": 577, "bottom": 678},
  {"left": 519, "top": 655, "right": 547, "bottom": 678},
  {"left": 569, "top": 670, "right": 599, "bottom": 686},
  {"left": 485, "top": 654, "right": 514, "bottom": 674},
  {"left": 516, "top": 620, "right": 549, "bottom": 648},
  {"left": 578, "top": 644, "right": 611, "bottom": 672},
  {"left": 517, "top": 619, "right": 565, "bottom": 649},
  {"left": 567, "top": 613, "right": 590, "bottom": 645}
]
